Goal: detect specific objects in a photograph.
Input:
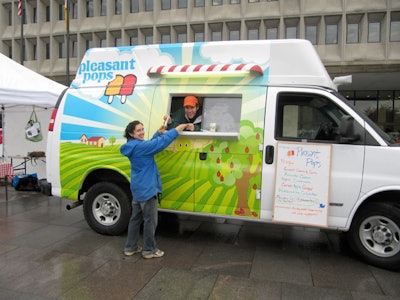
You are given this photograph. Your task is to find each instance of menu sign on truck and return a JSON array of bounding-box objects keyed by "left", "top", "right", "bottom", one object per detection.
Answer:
[{"left": 273, "top": 142, "right": 332, "bottom": 227}]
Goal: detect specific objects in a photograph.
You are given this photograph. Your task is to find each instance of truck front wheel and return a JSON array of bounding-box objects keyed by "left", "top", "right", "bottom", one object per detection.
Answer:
[
  {"left": 347, "top": 202, "right": 400, "bottom": 270},
  {"left": 83, "top": 182, "right": 131, "bottom": 235}
]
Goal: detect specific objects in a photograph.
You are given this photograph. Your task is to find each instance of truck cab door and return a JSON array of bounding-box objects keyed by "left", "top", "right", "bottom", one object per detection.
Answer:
[{"left": 261, "top": 87, "right": 365, "bottom": 228}]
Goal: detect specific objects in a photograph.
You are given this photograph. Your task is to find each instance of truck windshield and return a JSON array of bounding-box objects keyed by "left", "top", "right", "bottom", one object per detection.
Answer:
[{"left": 334, "top": 92, "right": 398, "bottom": 145}]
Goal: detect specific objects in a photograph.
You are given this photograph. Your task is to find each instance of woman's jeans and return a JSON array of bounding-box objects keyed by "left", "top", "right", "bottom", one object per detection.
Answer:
[{"left": 124, "top": 196, "right": 158, "bottom": 255}]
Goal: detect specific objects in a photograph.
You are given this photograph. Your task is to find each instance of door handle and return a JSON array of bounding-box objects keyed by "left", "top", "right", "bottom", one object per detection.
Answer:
[
  {"left": 199, "top": 152, "right": 207, "bottom": 160},
  {"left": 265, "top": 145, "right": 274, "bottom": 164}
]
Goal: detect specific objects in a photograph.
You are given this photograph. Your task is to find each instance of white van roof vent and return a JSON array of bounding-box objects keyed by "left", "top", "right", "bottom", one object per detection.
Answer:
[{"left": 147, "top": 63, "right": 263, "bottom": 77}]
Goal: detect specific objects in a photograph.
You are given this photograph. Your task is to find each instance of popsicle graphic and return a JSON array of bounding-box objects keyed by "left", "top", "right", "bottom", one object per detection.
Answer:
[
  {"left": 120, "top": 74, "right": 137, "bottom": 104},
  {"left": 105, "top": 75, "right": 124, "bottom": 104},
  {"left": 104, "top": 74, "right": 137, "bottom": 104}
]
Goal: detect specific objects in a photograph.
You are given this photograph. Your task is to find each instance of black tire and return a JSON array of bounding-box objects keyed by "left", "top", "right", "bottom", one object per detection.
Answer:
[
  {"left": 83, "top": 182, "right": 131, "bottom": 235},
  {"left": 346, "top": 202, "right": 400, "bottom": 270}
]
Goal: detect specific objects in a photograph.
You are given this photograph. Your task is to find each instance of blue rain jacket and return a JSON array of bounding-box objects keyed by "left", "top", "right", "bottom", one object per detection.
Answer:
[{"left": 120, "top": 129, "right": 179, "bottom": 202}]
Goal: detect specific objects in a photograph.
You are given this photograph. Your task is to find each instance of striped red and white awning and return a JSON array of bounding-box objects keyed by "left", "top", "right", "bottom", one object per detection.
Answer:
[{"left": 147, "top": 64, "right": 263, "bottom": 77}]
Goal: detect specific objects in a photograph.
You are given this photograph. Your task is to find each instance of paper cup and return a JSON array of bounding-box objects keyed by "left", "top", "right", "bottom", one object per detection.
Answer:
[{"left": 210, "top": 123, "right": 216, "bottom": 132}]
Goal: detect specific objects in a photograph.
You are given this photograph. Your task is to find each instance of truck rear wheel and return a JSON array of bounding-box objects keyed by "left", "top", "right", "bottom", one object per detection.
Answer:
[
  {"left": 347, "top": 202, "right": 400, "bottom": 270},
  {"left": 83, "top": 182, "right": 131, "bottom": 235}
]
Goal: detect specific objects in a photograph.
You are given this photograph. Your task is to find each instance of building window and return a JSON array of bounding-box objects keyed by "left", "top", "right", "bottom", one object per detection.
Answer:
[
  {"left": 248, "top": 28, "right": 259, "bottom": 40},
  {"left": 227, "top": 22, "right": 241, "bottom": 40},
  {"left": 72, "top": 40, "right": 77, "bottom": 57},
  {"left": 8, "top": 9, "right": 11, "bottom": 26},
  {"left": 72, "top": 2, "right": 78, "bottom": 19},
  {"left": 21, "top": 44, "right": 26, "bottom": 61},
  {"left": 266, "top": 27, "right": 278, "bottom": 39},
  {"left": 87, "top": 0, "right": 94, "bottom": 17},
  {"left": 195, "top": 0, "right": 205, "bottom": 7},
  {"left": 191, "top": 24, "right": 204, "bottom": 42},
  {"left": 145, "top": 35, "right": 153, "bottom": 45},
  {"left": 325, "top": 16, "right": 341, "bottom": 45},
  {"left": 86, "top": 39, "right": 93, "bottom": 50},
  {"left": 33, "top": 7, "right": 37, "bottom": 23},
  {"left": 195, "top": 32, "right": 204, "bottom": 42},
  {"left": 161, "top": 34, "right": 171, "bottom": 44},
  {"left": 346, "top": 14, "right": 363, "bottom": 44},
  {"left": 230, "top": 0, "right": 240, "bottom": 3},
  {"left": 174, "top": 25, "right": 187, "bottom": 43},
  {"left": 159, "top": 26, "right": 171, "bottom": 43},
  {"left": 131, "top": 0, "right": 139, "bottom": 13},
  {"left": 229, "top": 29, "right": 240, "bottom": 40},
  {"left": 115, "top": 37, "right": 121, "bottom": 47},
  {"left": 127, "top": 29, "right": 138, "bottom": 45},
  {"left": 142, "top": 28, "right": 154, "bottom": 44},
  {"left": 130, "top": 36, "right": 138, "bottom": 45},
  {"left": 33, "top": 44, "right": 37, "bottom": 60},
  {"left": 305, "top": 17, "right": 319, "bottom": 45},
  {"left": 286, "top": 27, "right": 297, "bottom": 38},
  {"left": 213, "top": 0, "right": 223, "bottom": 5},
  {"left": 177, "top": 32, "right": 187, "bottom": 43},
  {"left": 115, "top": 0, "right": 121, "bottom": 14},
  {"left": 347, "top": 23, "right": 359, "bottom": 43},
  {"left": 45, "top": 5, "right": 50, "bottom": 22},
  {"left": 326, "top": 24, "right": 338, "bottom": 44},
  {"left": 265, "top": 19, "right": 280, "bottom": 40},
  {"left": 390, "top": 12, "right": 400, "bottom": 42},
  {"left": 285, "top": 18, "right": 299, "bottom": 39},
  {"left": 178, "top": 0, "right": 188, "bottom": 8},
  {"left": 145, "top": 0, "right": 153, "bottom": 11},
  {"left": 211, "top": 30, "right": 222, "bottom": 41},
  {"left": 162, "top": 0, "right": 171, "bottom": 10},
  {"left": 368, "top": 13, "right": 384, "bottom": 43},
  {"left": 209, "top": 23, "right": 223, "bottom": 41},
  {"left": 391, "top": 20, "right": 400, "bottom": 42},
  {"left": 101, "top": 0, "right": 107, "bottom": 16},
  {"left": 368, "top": 22, "right": 380, "bottom": 43},
  {"left": 59, "top": 4, "right": 64, "bottom": 20},
  {"left": 246, "top": 20, "right": 260, "bottom": 40},
  {"left": 45, "top": 43, "right": 50, "bottom": 59},
  {"left": 59, "top": 41, "right": 66, "bottom": 58},
  {"left": 306, "top": 25, "right": 317, "bottom": 44}
]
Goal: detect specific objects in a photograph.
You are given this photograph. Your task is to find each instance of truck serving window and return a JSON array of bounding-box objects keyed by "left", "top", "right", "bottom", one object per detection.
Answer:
[
  {"left": 170, "top": 95, "right": 242, "bottom": 139},
  {"left": 275, "top": 93, "right": 345, "bottom": 142}
]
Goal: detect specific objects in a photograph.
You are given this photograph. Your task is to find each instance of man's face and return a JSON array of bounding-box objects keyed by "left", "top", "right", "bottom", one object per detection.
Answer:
[
  {"left": 184, "top": 105, "right": 198, "bottom": 119},
  {"left": 131, "top": 123, "right": 145, "bottom": 140}
]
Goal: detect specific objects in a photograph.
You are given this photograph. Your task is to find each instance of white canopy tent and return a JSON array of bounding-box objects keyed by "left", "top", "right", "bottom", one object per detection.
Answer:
[{"left": 0, "top": 53, "right": 66, "bottom": 178}]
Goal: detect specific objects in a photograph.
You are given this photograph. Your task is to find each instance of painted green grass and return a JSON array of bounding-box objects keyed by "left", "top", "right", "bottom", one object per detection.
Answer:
[{"left": 60, "top": 142, "right": 259, "bottom": 218}]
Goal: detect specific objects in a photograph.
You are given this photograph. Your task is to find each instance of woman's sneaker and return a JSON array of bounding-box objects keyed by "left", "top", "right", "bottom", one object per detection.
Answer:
[
  {"left": 124, "top": 246, "right": 142, "bottom": 256},
  {"left": 142, "top": 249, "right": 164, "bottom": 259}
]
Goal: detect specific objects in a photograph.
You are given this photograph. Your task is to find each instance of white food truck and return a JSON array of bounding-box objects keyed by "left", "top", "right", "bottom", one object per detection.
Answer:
[{"left": 45, "top": 40, "right": 400, "bottom": 270}]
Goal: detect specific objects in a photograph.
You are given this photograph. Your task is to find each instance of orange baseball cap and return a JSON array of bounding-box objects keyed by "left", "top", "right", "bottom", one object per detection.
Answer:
[{"left": 183, "top": 95, "right": 198, "bottom": 107}]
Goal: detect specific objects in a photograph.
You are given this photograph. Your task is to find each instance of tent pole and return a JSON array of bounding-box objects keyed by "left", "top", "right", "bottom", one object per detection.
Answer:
[{"left": 1, "top": 105, "right": 5, "bottom": 161}]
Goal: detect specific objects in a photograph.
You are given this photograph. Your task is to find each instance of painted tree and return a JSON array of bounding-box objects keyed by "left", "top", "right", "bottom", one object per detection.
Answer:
[{"left": 204, "top": 120, "right": 263, "bottom": 217}]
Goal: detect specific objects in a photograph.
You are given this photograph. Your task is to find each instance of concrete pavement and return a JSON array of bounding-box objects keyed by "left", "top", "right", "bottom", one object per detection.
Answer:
[{"left": 0, "top": 186, "right": 399, "bottom": 299}]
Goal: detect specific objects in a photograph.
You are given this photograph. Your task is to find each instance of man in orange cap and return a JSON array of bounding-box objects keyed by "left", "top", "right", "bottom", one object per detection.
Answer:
[{"left": 165, "top": 95, "right": 202, "bottom": 131}]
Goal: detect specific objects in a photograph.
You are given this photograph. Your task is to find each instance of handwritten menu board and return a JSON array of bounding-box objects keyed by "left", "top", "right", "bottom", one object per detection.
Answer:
[{"left": 273, "top": 142, "right": 332, "bottom": 227}]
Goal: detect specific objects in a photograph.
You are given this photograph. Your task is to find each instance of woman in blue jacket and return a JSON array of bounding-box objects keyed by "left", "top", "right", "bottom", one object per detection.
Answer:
[{"left": 121, "top": 120, "right": 187, "bottom": 259}]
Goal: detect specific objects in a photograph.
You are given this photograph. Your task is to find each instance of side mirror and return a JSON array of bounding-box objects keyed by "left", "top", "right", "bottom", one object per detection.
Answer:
[{"left": 339, "top": 115, "right": 360, "bottom": 143}]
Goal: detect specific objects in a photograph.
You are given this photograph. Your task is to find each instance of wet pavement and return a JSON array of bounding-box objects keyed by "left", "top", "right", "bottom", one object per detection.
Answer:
[{"left": 0, "top": 186, "right": 399, "bottom": 300}]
